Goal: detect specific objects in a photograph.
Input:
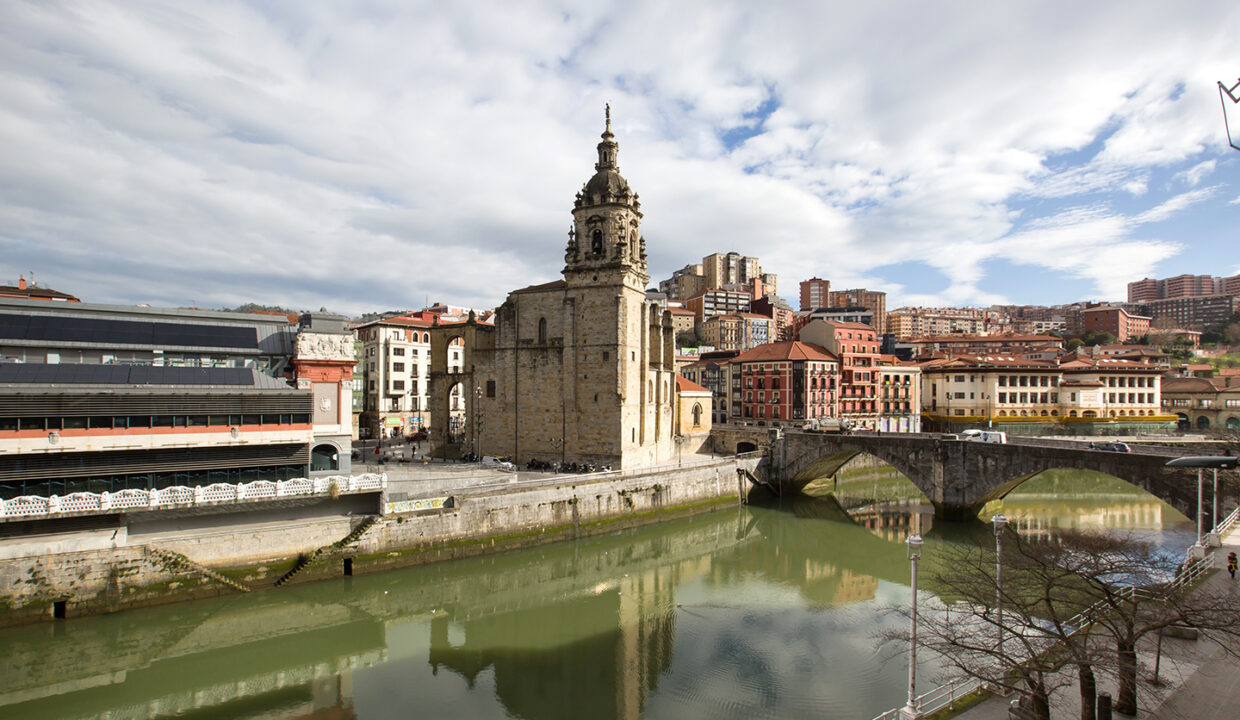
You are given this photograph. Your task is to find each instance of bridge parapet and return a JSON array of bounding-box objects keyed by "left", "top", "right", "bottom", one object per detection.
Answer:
[{"left": 769, "top": 431, "right": 1232, "bottom": 520}]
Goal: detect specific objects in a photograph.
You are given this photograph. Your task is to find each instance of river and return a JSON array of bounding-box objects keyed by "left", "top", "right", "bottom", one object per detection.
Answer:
[{"left": 0, "top": 469, "right": 1196, "bottom": 720}]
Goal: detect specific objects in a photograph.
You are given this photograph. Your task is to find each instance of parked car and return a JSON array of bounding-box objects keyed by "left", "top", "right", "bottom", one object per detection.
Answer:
[
  {"left": 1090, "top": 441, "right": 1131, "bottom": 452},
  {"left": 408, "top": 429, "right": 428, "bottom": 441}
]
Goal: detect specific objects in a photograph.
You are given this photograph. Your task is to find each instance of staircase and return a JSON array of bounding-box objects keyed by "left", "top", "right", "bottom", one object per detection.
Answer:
[
  {"left": 145, "top": 546, "right": 251, "bottom": 593},
  {"left": 274, "top": 515, "right": 380, "bottom": 587}
]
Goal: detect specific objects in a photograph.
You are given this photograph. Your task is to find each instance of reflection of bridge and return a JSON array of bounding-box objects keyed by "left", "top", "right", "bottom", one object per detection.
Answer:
[{"left": 757, "top": 430, "right": 1236, "bottom": 520}]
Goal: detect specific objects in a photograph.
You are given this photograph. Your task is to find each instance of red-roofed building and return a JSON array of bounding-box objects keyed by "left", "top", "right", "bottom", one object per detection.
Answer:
[
  {"left": 905, "top": 333, "right": 1064, "bottom": 359},
  {"left": 674, "top": 376, "right": 713, "bottom": 438},
  {"left": 0, "top": 275, "right": 79, "bottom": 302},
  {"left": 730, "top": 341, "right": 840, "bottom": 426},
  {"left": 798, "top": 319, "right": 881, "bottom": 428}
]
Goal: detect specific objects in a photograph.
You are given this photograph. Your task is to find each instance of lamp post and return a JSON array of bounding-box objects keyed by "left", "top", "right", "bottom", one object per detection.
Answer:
[
  {"left": 1196, "top": 468, "right": 1204, "bottom": 549},
  {"left": 900, "top": 533, "right": 924, "bottom": 720},
  {"left": 1212, "top": 468, "right": 1219, "bottom": 546},
  {"left": 1164, "top": 456, "right": 1240, "bottom": 559},
  {"left": 992, "top": 513, "right": 1008, "bottom": 666}
]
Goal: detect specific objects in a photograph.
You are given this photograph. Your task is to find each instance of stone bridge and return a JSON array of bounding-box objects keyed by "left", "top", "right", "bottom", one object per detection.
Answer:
[{"left": 752, "top": 430, "right": 1237, "bottom": 520}]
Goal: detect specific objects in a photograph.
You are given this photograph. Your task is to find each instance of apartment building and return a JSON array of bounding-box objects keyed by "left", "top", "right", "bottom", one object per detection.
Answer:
[
  {"left": 798, "top": 319, "right": 880, "bottom": 428},
  {"left": 919, "top": 355, "right": 1165, "bottom": 422},
  {"left": 799, "top": 277, "right": 831, "bottom": 311},
  {"left": 1142, "top": 294, "right": 1236, "bottom": 331},
  {"left": 354, "top": 316, "right": 452, "bottom": 438},
  {"left": 826, "top": 289, "right": 887, "bottom": 334},
  {"left": 1081, "top": 305, "right": 1151, "bottom": 342},
  {"left": 904, "top": 333, "right": 1063, "bottom": 359},
  {"left": 878, "top": 358, "right": 921, "bottom": 433},
  {"left": 729, "top": 341, "right": 840, "bottom": 426},
  {"left": 685, "top": 288, "right": 753, "bottom": 324}
]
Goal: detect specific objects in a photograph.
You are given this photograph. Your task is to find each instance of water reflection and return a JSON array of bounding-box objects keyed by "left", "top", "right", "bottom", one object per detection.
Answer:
[{"left": 0, "top": 467, "right": 1198, "bottom": 720}]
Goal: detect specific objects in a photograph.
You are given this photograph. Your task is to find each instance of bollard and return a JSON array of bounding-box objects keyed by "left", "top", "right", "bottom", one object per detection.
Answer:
[{"left": 1097, "top": 692, "right": 1112, "bottom": 720}]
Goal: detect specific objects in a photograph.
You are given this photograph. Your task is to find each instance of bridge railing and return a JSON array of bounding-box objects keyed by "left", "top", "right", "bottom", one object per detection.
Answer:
[{"left": 0, "top": 474, "right": 388, "bottom": 521}]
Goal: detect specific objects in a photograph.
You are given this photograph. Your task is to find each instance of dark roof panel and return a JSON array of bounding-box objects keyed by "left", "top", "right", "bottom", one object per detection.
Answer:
[
  {"left": 0, "top": 313, "right": 258, "bottom": 350},
  {"left": 0, "top": 363, "right": 261, "bottom": 386}
]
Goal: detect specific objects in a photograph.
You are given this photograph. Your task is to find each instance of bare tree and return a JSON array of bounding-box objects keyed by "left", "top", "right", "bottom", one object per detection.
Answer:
[{"left": 891, "top": 529, "right": 1240, "bottom": 719}]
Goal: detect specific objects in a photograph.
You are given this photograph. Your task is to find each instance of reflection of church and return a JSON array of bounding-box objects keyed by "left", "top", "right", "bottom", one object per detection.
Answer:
[
  {"left": 429, "top": 569, "right": 675, "bottom": 720},
  {"left": 471, "top": 109, "right": 677, "bottom": 469}
]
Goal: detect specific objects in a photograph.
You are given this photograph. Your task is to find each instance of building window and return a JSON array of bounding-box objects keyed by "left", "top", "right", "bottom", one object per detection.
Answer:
[
  {"left": 392, "top": 363, "right": 405, "bottom": 372},
  {"left": 538, "top": 317, "right": 548, "bottom": 343},
  {"left": 486, "top": 380, "right": 496, "bottom": 398},
  {"left": 692, "top": 404, "right": 703, "bottom": 427},
  {"left": 393, "top": 348, "right": 405, "bottom": 356}
]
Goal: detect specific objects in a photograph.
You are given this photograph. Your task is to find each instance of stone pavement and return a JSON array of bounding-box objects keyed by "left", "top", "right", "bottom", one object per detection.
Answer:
[{"left": 950, "top": 529, "right": 1240, "bottom": 720}]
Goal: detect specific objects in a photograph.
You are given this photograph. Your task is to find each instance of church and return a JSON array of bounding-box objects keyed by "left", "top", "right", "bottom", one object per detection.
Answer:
[{"left": 470, "top": 110, "right": 678, "bottom": 469}]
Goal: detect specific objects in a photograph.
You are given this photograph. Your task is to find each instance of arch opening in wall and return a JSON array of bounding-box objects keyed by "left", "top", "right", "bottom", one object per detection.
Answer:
[
  {"left": 592, "top": 229, "right": 603, "bottom": 254},
  {"left": 311, "top": 443, "right": 339, "bottom": 472},
  {"left": 737, "top": 441, "right": 758, "bottom": 453},
  {"left": 1197, "top": 415, "right": 1211, "bottom": 428},
  {"left": 1226, "top": 416, "right": 1239, "bottom": 430},
  {"left": 538, "top": 317, "right": 548, "bottom": 344},
  {"left": 692, "top": 403, "right": 703, "bottom": 427}
]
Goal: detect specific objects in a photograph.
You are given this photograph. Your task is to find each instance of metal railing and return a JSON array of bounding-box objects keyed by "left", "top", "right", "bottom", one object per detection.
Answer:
[{"left": 0, "top": 473, "right": 387, "bottom": 520}]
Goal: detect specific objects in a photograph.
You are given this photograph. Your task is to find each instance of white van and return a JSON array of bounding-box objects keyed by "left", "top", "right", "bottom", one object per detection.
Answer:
[
  {"left": 960, "top": 429, "right": 1007, "bottom": 444},
  {"left": 482, "top": 455, "right": 515, "bottom": 471}
]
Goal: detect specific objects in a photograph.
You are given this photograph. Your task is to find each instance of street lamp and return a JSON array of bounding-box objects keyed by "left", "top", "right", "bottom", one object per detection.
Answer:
[
  {"left": 992, "top": 513, "right": 1008, "bottom": 665},
  {"left": 900, "top": 533, "right": 925, "bottom": 720},
  {"left": 1164, "top": 456, "right": 1239, "bottom": 559}
]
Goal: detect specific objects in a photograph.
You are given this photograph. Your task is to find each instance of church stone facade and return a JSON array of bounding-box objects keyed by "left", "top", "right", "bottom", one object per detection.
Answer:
[{"left": 473, "top": 111, "right": 677, "bottom": 469}]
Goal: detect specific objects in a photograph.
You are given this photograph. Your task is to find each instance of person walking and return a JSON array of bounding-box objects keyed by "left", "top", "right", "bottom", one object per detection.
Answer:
[{"left": 1228, "top": 551, "right": 1237, "bottom": 580}]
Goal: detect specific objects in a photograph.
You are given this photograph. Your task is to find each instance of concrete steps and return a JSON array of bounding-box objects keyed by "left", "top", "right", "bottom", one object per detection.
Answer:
[
  {"left": 274, "top": 515, "right": 379, "bottom": 587},
  {"left": 144, "top": 546, "right": 251, "bottom": 593}
]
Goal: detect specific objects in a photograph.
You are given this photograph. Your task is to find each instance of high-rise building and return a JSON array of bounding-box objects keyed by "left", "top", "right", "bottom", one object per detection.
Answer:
[
  {"left": 702, "top": 252, "right": 760, "bottom": 290},
  {"left": 1127, "top": 273, "right": 1240, "bottom": 303},
  {"left": 827, "top": 288, "right": 887, "bottom": 334},
  {"left": 799, "top": 277, "right": 830, "bottom": 311}
]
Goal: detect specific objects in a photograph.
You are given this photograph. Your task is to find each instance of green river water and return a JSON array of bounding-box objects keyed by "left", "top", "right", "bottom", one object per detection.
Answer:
[{"left": 0, "top": 469, "right": 1197, "bottom": 720}]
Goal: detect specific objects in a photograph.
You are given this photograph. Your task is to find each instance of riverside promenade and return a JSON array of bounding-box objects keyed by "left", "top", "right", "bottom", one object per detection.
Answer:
[{"left": 954, "top": 530, "right": 1240, "bottom": 720}]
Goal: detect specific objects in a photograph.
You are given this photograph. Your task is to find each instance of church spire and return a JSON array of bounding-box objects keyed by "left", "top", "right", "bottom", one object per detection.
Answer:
[{"left": 596, "top": 104, "right": 618, "bottom": 171}]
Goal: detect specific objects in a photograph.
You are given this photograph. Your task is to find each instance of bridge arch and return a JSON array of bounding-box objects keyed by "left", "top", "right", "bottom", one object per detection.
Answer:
[{"left": 772, "top": 432, "right": 1223, "bottom": 520}]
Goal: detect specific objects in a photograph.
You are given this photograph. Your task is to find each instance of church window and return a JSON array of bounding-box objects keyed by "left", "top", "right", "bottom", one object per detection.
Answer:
[
  {"left": 538, "top": 317, "right": 547, "bottom": 343},
  {"left": 603, "top": 351, "right": 609, "bottom": 361},
  {"left": 594, "top": 393, "right": 599, "bottom": 403},
  {"left": 486, "top": 380, "right": 495, "bottom": 398},
  {"left": 592, "top": 230, "right": 603, "bottom": 254},
  {"left": 692, "top": 404, "right": 702, "bottom": 427}
]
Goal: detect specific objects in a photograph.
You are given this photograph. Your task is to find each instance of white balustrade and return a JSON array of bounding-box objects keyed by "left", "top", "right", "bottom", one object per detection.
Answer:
[{"left": 0, "top": 473, "right": 387, "bottom": 520}]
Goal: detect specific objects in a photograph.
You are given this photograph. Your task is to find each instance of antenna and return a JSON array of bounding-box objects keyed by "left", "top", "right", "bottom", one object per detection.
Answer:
[{"left": 1220, "top": 78, "right": 1240, "bottom": 152}]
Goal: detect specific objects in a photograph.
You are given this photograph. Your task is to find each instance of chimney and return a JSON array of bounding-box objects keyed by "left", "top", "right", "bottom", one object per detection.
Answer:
[{"left": 18, "top": 275, "right": 26, "bottom": 290}]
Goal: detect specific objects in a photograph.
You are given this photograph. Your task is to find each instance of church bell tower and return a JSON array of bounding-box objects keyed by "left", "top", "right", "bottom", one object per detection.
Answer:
[{"left": 564, "top": 105, "right": 648, "bottom": 292}]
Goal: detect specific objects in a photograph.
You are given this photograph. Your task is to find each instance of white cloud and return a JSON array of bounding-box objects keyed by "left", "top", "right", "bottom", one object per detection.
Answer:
[
  {"left": 1174, "top": 160, "right": 1216, "bottom": 187},
  {"left": 0, "top": 0, "right": 1237, "bottom": 314}
]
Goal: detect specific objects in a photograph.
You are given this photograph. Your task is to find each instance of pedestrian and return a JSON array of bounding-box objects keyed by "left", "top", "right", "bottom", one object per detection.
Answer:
[{"left": 1228, "top": 552, "right": 1237, "bottom": 580}]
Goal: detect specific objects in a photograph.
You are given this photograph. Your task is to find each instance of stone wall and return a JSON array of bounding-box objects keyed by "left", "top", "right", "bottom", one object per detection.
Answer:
[{"left": 0, "top": 456, "right": 760, "bottom": 625}]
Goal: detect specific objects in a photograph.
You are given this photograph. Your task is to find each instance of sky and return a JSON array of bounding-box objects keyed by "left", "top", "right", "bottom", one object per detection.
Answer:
[{"left": 2, "top": 1, "right": 1239, "bottom": 317}]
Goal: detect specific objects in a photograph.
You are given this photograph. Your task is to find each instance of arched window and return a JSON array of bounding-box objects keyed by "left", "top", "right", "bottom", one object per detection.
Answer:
[
  {"left": 423, "top": 332, "right": 430, "bottom": 343},
  {"left": 629, "top": 231, "right": 638, "bottom": 260},
  {"left": 1226, "top": 416, "right": 1239, "bottom": 430},
  {"left": 692, "top": 403, "right": 703, "bottom": 427},
  {"left": 311, "top": 444, "right": 338, "bottom": 472},
  {"left": 591, "top": 229, "right": 603, "bottom": 254},
  {"left": 538, "top": 317, "right": 547, "bottom": 344},
  {"left": 1197, "top": 415, "right": 1211, "bottom": 428}
]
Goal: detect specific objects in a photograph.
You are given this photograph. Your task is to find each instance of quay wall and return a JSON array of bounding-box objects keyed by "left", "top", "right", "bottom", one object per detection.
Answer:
[{"left": 0, "top": 456, "right": 760, "bottom": 626}]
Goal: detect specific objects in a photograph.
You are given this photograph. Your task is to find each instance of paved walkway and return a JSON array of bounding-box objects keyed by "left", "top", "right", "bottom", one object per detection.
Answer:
[{"left": 952, "top": 530, "right": 1240, "bottom": 719}]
